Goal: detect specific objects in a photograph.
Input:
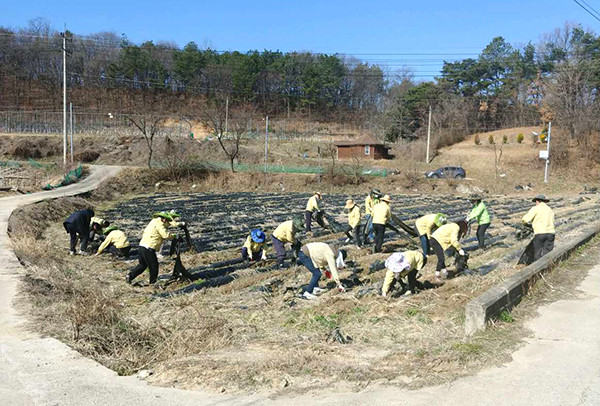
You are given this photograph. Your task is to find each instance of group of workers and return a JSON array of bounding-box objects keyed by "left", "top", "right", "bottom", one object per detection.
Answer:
[{"left": 63, "top": 190, "right": 556, "bottom": 300}]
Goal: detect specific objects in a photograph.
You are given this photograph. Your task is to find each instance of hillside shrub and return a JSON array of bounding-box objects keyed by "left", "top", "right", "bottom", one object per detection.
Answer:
[
  {"left": 488, "top": 134, "right": 495, "bottom": 144},
  {"left": 517, "top": 133, "right": 524, "bottom": 144},
  {"left": 474, "top": 134, "right": 481, "bottom": 145},
  {"left": 502, "top": 135, "right": 508, "bottom": 144}
]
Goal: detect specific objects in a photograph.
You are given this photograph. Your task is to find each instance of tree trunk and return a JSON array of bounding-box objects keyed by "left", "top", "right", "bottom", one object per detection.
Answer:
[
  {"left": 148, "top": 147, "right": 153, "bottom": 168},
  {"left": 230, "top": 157, "right": 235, "bottom": 172}
]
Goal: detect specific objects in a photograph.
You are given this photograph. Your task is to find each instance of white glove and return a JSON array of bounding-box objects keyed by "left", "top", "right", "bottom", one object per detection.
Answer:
[
  {"left": 338, "top": 284, "right": 346, "bottom": 293},
  {"left": 458, "top": 249, "right": 465, "bottom": 256},
  {"left": 261, "top": 251, "right": 267, "bottom": 260}
]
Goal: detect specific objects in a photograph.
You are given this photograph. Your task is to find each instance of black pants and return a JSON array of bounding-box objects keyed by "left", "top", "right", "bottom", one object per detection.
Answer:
[
  {"left": 387, "top": 269, "right": 425, "bottom": 295},
  {"left": 128, "top": 246, "right": 159, "bottom": 284},
  {"left": 533, "top": 233, "right": 555, "bottom": 261},
  {"left": 344, "top": 224, "right": 363, "bottom": 247},
  {"left": 272, "top": 236, "right": 286, "bottom": 266},
  {"left": 476, "top": 223, "right": 490, "bottom": 249},
  {"left": 430, "top": 238, "right": 446, "bottom": 272},
  {"left": 305, "top": 210, "right": 313, "bottom": 231},
  {"left": 109, "top": 245, "right": 131, "bottom": 258},
  {"left": 63, "top": 222, "right": 89, "bottom": 252},
  {"left": 419, "top": 235, "right": 430, "bottom": 256},
  {"left": 241, "top": 247, "right": 263, "bottom": 261},
  {"left": 373, "top": 223, "right": 386, "bottom": 253}
]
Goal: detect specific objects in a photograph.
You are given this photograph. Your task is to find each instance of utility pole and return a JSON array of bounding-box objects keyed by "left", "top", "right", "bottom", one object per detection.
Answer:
[
  {"left": 69, "top": 103, "right": 74, "bottom": 163},
  {"left": 425, "top": 105, "right": 432, "bottom": 163},
  {"left": 225, "top": 96, "right": 229, "bottom": 134},
  {"left": 61, "top": 28, "right": 67, "bottom": 168},
  {"left": 544, "top": 122, "right": 552, "bottom": 183},
  {"left": 264, "top": 116, "right": 269, "bottom": 174}
]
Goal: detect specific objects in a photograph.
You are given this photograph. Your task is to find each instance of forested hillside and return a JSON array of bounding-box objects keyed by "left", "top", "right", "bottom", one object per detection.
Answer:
[{"left": 1, "top": 18, "right": 599, "bottom": 161}]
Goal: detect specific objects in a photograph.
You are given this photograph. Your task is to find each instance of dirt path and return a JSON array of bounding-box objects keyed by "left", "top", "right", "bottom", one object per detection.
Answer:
[{"left": 0, "top": 166, "right": 599, "bottom": 405}]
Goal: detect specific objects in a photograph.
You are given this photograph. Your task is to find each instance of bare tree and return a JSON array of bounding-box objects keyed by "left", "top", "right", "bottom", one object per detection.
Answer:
[
  {"left": 199, "top": 97, "right": 254, "bottom": 172},
  {"left": 542, "top": 60, "right": 595, "bottom": 143},
  {"left": 124, "top": 114, "right": 163, "bottom": 168}
]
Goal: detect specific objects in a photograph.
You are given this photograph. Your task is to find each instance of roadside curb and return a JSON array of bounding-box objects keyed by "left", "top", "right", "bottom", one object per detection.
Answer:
[{"left": 465, "top": 224, "right": 600, "bottom": 335}]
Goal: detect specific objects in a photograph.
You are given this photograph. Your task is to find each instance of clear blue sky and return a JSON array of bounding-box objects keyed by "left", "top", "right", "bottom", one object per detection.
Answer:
[{"left": 2, "top": 0, "right": 599, "bottom": 79}]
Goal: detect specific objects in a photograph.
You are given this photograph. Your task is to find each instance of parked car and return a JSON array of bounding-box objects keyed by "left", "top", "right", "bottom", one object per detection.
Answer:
[{"left": 425, "top": 166, "right": 466, "bottom": 179}]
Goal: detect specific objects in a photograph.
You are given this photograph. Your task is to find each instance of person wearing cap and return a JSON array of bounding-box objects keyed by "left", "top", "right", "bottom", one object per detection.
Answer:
[
  {"left": 242, "top": 229, "right": 267, "bottom": 262},
  {"left": 95, "top": 226, "right": 131, "bottom": 258},
  {"left": 381, "top": 250, "right": 427, "bottom": 297},
  {"left": 364, "top": 189, "right": 381, "bottom": 243},
  {"left": 63, "top": 209, "right": 95, "bottom": 255},
  {"left": 154, "top": 210, "right": 186, "bottom": 258},
  {"left": 167, "top": 210, "right": 186, "bottom": 228},
  {"left": 127, "top": 212, "right": 176, "bottom": 285},
  {"left": 466, "top": 195, "right": 491, "bottom": 249},
  {"left": 522, "top": 195, "right": 555, "bottom": 261},
  {"left": 372, "top": 195, "right": 392, "bottom": 253},
  {"left": 430, "top": 220, "right": 468, "bottom": 280},
  {"left": 343, "top": 199, "right": 362, "bottom": 247},
  {"left": 415, "top": 213, "right": 447, "bottom": 256},
  {"left": 89, "top": 216, "right": 110, "bottom": 242},
  {"left": 272, "top": 217, "right": 304, "bottom": 268},
  {"left": 298, "top": 242, "right": 347, "bottom": 300}
]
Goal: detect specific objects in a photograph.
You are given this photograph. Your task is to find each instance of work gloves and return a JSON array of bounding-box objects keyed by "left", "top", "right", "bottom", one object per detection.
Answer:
[
  {"left": 261, "top": 251, "right": 267, "bottom": 261},
  {"left": 458, "top": 249, "right": 465, "bottom": 256},
  {"left": 177, "top": 222, "right": 186, "bottom": 228}
]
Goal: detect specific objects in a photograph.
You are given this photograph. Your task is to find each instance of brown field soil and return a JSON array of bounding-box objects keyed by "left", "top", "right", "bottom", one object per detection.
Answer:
[{"left": 10, "top": 188, "right": 600, "bottom": 396}]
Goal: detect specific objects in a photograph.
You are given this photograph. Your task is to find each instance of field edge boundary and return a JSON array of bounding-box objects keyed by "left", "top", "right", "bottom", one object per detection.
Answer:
[{"left": 465, "top": 224, "right": 600, "bottom": 335}]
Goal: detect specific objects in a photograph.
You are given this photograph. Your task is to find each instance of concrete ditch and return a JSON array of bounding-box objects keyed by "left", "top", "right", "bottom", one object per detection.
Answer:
[{"left": 465, "top": 224, "right": 600, "bottom": 335}]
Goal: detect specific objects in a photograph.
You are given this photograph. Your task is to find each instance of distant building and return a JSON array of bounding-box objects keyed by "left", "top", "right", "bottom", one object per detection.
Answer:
[{"left": 334, "top": 135, "right": 393, "bottom": 160}]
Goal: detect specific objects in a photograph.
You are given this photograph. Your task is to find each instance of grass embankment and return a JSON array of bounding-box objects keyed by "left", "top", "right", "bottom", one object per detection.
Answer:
[{"left": 9, "top": 189, "right": 600, "bottom": 396}]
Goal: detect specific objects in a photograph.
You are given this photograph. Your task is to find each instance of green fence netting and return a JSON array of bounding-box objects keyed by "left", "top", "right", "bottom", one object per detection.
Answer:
[
  {"left": 0, "top": 160, "right": 22, "bottom": 168},
  {"left": 201, "top": 161, "right": 388, "bottom": 177},
  {"left": 42, "top": 164, "right": 83, "bottom": 190}
]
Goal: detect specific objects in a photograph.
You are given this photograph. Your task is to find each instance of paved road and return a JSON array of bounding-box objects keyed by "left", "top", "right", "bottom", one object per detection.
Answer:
[{"left": 0, "top": 167, "right": 598, "bottom": 405}]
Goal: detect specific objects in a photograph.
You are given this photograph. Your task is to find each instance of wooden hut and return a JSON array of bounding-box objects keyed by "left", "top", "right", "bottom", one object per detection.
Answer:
[{"left": 334, "top": 135, "right": 392, "bottom": 160}]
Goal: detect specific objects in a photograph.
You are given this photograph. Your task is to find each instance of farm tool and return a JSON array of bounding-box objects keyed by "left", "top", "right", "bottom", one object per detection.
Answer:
[
  {"left": 168, "top": 236, "right": 196, "bottom": 283},
  {"left": 320, "top": 211, "right": 346, "bottom": 233},
  {"left": 168, "top": 223, "right": 195, "bottom": 256},
  {"left": 514, "top": 223, "right": 535, "bottom": 265},
  {"left": 390, "top": 213, "right": 418, "bottom": 238}
]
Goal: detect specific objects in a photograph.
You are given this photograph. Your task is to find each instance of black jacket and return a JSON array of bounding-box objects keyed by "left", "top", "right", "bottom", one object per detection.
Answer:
[{"left": 64, "top": 209, "right": 95, "bottom": 235}]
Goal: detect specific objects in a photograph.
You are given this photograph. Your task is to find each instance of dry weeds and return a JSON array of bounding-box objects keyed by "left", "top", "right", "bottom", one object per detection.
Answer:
[{"left": 11, "top": 187, "right": 600, "bottom": 396}]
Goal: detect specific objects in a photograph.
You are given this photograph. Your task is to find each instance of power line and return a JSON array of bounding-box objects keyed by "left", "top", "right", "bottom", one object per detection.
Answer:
[{"left": 573, "top": 0, "right": 600, "bottom": 23}]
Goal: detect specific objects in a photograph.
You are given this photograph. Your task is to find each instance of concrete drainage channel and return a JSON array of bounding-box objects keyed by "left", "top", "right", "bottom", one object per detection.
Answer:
[{"left": 465, "top": 224, "right": 600, "bottom": 335}]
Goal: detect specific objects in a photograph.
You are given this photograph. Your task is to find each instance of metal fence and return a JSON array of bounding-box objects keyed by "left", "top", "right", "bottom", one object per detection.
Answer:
[
  {"left": 0, "top": 110, "right": 380, "bottom": 142},
  {"left": 0, "top": 110, "right": 186, "bottom": 137}
]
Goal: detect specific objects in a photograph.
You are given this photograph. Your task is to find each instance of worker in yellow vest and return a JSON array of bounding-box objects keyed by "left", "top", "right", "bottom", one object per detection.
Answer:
[
  {"left": 363, "top": 189, "right": 381, "bottom": 243},
  {"left": 126, "top": 212, "right": 176, "bottom": 285},
  {"left": 95, "top": 226, "right": 131, "bottom": 258},
  {"left": 343, "top": 199, "right": 362, "bottom": 247},
  {"left": 298, "top": 242, "right": 347, "bottom": 300},
  {"left": 305, "top": 192, "right": 322, "bottom": 232},
  {"left": 272, "top": 217, "right": 304, "bottom": 268},
  {"left": 415, "top": 213, "right": 447, "bottom": 256},
  {"left": 430, "top": 220, "right": 468, "bottom": 281},
  {"left": 522, "top": 194, "right": 555, "bottom": 261},
  {"left": 381, "top": 250, "right": 427, "bottom": 297},
  {"left": 372, "top": 195, "right": 392, "bottom": 253},
  {"left": 242, "top": 229, "right": 267, "bottom": 262}
]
